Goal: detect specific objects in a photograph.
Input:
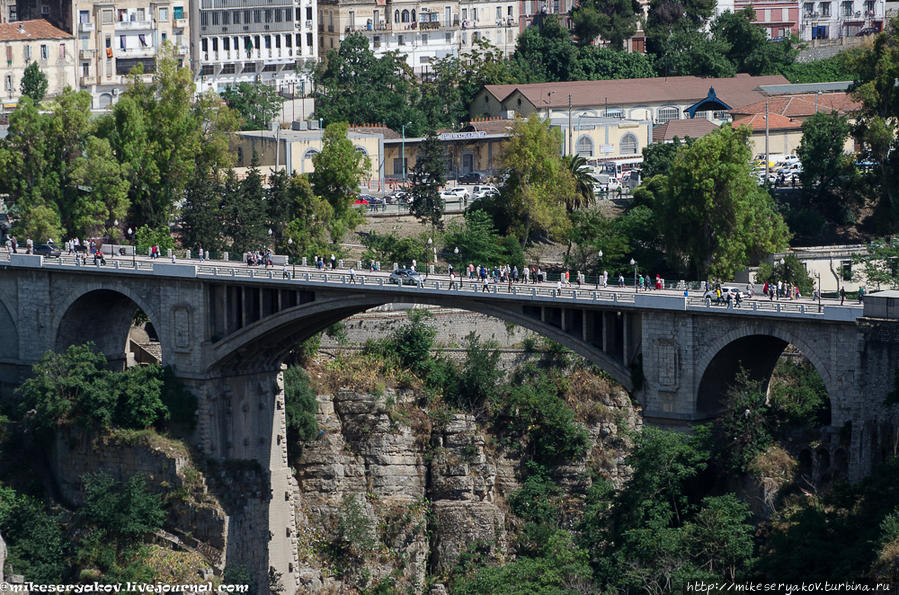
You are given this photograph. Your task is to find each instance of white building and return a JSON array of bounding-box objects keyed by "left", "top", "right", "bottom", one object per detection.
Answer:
[
  {"left": 191, "top": 0, "right": 317, "bottom": 96},
  {"left": 799, "top": 0, "right": 885, "bottom": 40},
  {"left": 0, "top": 20, "right": 76, "bottom": 109}
]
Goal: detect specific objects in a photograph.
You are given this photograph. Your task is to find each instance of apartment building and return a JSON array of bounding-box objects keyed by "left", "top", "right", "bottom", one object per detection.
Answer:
[
  {"left": 317, "top": 0, "right": 519, "bottom": 75},
  {"left": 191, "top": 0, "right": 317, "bottom": 95},
  {"left": 799, "top": 0, "right": 884, "bottom": 39},
  {"left": 0, "top": 19, "right": 75, "bottom": 108},
  {"left": 735, "top": 0, "right": 800, "bottom": 39},
  {"left": 74, "top": 0, "right": 189, "bottom": 107}
]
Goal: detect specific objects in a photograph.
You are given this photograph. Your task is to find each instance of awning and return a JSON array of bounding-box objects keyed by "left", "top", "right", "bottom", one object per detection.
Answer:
[{"left": 684, "top": 87, "right": 732, "bottom": 118}]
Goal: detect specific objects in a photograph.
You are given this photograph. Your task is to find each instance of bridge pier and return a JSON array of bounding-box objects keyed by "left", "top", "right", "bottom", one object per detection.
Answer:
[{"left": 188, "top": 368, "right": 300, "bottom": 594}]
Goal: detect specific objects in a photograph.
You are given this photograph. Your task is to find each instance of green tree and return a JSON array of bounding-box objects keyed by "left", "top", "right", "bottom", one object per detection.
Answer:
[
  {"left": 566, "top": 210, "right": 631, "bottom": 279},
  {"left": 571, "top": 0, "right": 641, "bottom": 49},
  {"left": 0, "top": 486, "right": 67, "bottom": 581},
  {"left": 561, "top": 154, "right": 596, "bottom": 213},
  {"left": 180, "top": 172, "right": 225, "bottom": 253},
  {"left": 20, "top": 61, "right": 48, "bottom": 104},
  {"left": 284, "top": 365, "right": 319, "bottom": 456},
  {"left": 311, "top": 121, "right": 371, "bottom": 242},
  {"left": 269, "top": 171, "right": 334, "bottom": 258},
  {"left": 134, "top": 224, "right": 174, "bottom": 254},
  {"left": 408, "top": 133, "right": 446, "bottom": 228},
  {"left": 686, "top": 495, "right": 755, "bottom": 580},
  {"left": 652, "top": 30, "right": 736, "bottom": 77},
  {"left": 221, "top": 82, "right": 286, "bottom": 130},
  {"left": 853, "top": 238, "right": 899, "bottom": 289},
  {"left": 443, "top": 209, "right": 515, "bottom": 268},
  {"left": 715, "top": 369, "right": 771, "bottom": 473},
  {"left": 499, "top": 115, "right": 575, "bottom": 247},
  {"left": 222, "top": 165, "right": 268, "bottom": 253},
  {"left": 574, "top": 46, "right": 657, "bottom": 80},
  {"left": 444, "top": 333, "right": 502, "bottom": 411},
  {"left": 509, "top": 16, "right": 578, "bottom": 82},
  {"left": 755, "top": 254, "right": 815, "bottom": 295},
  {"left": 314, "top": 35, "right": 424, "bottom": 135},
  {"left": 849, "top": 22, "right": 899, "bottom": 229},
  {"left": 68, "top": 136, "right": 131, "bottom": 239},
  {"left": 649, "top": 125, "right": 790, "bottom": 280},
  {"left": 641, "top": 137, "right": 691, "bottom": 178},
  {"left": 711, "top": 8, "right": 798, "bottom": 75},
  {"left": 796, "top": 111, "right": 856, "bottom": 222}
]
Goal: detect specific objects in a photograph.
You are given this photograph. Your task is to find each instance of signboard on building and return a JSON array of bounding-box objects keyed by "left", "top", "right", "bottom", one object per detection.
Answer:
[
  {"left": 600, "top": 144, "right": 615, "bottom": 153},
  {"left": 437, "top": 131, "right": 487, "bottom": 141}
]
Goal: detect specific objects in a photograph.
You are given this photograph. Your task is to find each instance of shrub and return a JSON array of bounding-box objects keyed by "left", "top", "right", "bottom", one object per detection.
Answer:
[
  {"left": 768, "top": 358, "right": 830, "bottom": 432},
  {"left": 444, "top": 333, "right": 501, "bottom": 411},
  {"left": 80, "top": 472, "right": 165, "bottom": 539},
  {"left": 284, "top": 365, "right": 318, "bottom": 444},
  {"left": 0, "top": 485, "right": 67, "bottom": 581},
  {"left": 715, "top": 369, "right": 771, "bottom": 473}
]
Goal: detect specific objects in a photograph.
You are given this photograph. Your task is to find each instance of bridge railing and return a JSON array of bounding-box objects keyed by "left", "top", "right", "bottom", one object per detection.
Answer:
[{"left": 4, "top": 253, "right": 863, "bottom": 322}]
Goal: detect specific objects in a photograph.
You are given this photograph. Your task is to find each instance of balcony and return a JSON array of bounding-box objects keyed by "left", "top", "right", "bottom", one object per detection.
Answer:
[
  {"left": 420, "top": 20, "right": 440, "bottom": 30},
  {"left": 174, "top": 17, "right": 187, "bottom": 27},
  {"left": 79, "top": 21, "right": 94, "bottom": 32},
  {"left": 115, "top": 19, "right": 153, "bottom": 30},
  {"left": 117, "top": 46, "right": 156, "bottom": 57},
  {"left": 80, "top": 75, "right": 95, "bottom": 87},
  {"left": 178, "top": 44, "right": 189, "bottom": 54},
  {"left": 80, "top": 48, "right": 96, "bottom": 60}
]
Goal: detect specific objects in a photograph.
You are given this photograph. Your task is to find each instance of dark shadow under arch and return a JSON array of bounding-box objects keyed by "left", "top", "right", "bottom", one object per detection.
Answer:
[{"left": 55, "top": 289, "right": 162, "bottom": 370}]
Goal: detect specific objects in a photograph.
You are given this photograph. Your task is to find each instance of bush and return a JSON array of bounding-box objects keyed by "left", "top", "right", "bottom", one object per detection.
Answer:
[
  {"left": 767, "top": 358, "right": 830, "bottom": 432},
  {"left": 0, "top": 485, "right": 67, "bottom": 581},
  {"left": 134, "top": 225, "right": 174, "bottom": 254},
  {"left": 284, "top": 365, "right": 318, "bottom": 444},
  {"left": 715, "top": 370, "right": 771, "bottom": 473},
  {"left": 17, "top": 344, "right": 168, "bottom": 433},
  {"left": 80, "top": 472, "right": 165, "bottom": 539},
  {"left": 444, "top": 333, "right": 501, "bottom": 411}
]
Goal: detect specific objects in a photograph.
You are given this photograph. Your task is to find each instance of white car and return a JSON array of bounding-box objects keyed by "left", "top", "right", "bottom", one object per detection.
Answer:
[
  {"left": 441, "top": 187, "right": 470, "bottom": 200},
  {"left": 472, "top": 184, "right": 498, "bottom": 199}
]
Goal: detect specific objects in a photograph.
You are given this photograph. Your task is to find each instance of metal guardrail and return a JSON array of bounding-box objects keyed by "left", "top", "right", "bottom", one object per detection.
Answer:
[{"left": 3, "top": 254, "right": 864, "bottom": 322}]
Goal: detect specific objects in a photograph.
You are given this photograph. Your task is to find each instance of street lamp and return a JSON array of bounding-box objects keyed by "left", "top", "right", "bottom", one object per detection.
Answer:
[
  {"left": 427, "top": 237, "right": 433, "bottom": 277},
  {"left": 630, "top": 258, "right": 637, "bottom": 291},
  {"left": 128, "top": 227, "right": 135, "bottom": 267},
  {"left": 401, "top": 121, "right": 412, "bottom": 182},
  {"left": 595, "top": 249, "right": 603, "bottom": 288},
  {"left": 816, "top": 271, "right": 822, "bottom": 312},
  {"left": 288, "top": 237, "right": 294, "bottom": 278}
]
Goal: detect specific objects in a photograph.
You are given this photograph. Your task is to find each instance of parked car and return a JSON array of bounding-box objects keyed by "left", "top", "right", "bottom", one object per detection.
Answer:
[
  {"left": 389, "top": 268, "right": 423, "bottom": 285},
  {"left": 459, "top": 172, "right": 484, "bottom": 184},
  {"left": 385, "top": 190, "right": 408, "bottom": 204},
  {"left": 353, "top": 196, "right": 370, "bottom": 205},
  {"left": 472, "top": 184, "right": 498, "bottom": 199},
  {"left": 443, "top": 186, "right": 470, "bottom": 200},
  {"left": 703, "top": 286, "right": 747, "bottom": 305},
  {"left": 857, "top": 26, "right": 879, "bottom": 36},
  {"left": 33, "top": 243, "right": 61, "bottom": 258},
  {"left": 368, "top": 196, "right": 386, "bottom": 205}
]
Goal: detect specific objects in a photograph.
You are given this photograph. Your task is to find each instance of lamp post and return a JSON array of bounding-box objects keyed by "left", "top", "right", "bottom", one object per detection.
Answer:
[
  {"left": 630, "top": 258, "right": 637, "bottom": 291},
  {"left": 128, "top": 227, "right": 134, "bottom": 267},
  {"left": 401, "top": 121, "right": 412, "bottom": 182},
  {"left": 815, "top": 89, "right": 822, "bottom": 114},
  {"left": 779, "top": 257, "right": 785, "bottom": 299},
  {"left": 764, "top": 100, "right": 770, "bottom": 183},
  {"left": 816, "top": 271, "right": 822, "bottom": 312},
  {"left": 288, "top": 237, "right": 294, "bottom": 278},
  {"left": 427, "top": 237, "right": 432, "bottom": 277},
  {"left": 595, "top": 249, "right": 603, "bottom": 288}
]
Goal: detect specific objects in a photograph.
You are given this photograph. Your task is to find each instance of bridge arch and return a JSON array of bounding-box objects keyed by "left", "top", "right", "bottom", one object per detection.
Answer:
[
  {"left": 54, "top": 288, "right": 167, "bottom": 369},
  {"left": 208, "top": 293, "right": 634, "bottom": 390},
  {"left": 695, "top": 326, "right": 836, "bottom": 419}
]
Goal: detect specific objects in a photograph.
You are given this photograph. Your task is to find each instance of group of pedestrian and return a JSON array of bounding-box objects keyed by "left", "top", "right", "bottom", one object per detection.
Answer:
[
  {"left": 247, "top": 248, "right": 274, "bottom": 267},
  {"left": 761, "top": 280, "right": 802, "bottom": 301},
  {"left": 314, "top": 254, "right": 338, "bottom": 270},
  {"left": 634, "top": 273, "right": 666, "bottom": 292}
]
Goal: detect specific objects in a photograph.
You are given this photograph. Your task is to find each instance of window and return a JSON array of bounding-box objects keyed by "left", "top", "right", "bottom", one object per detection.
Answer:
[
  {"left": 620, "top": 133, "right": 638, "bottom": 154},
  {"left": 275, "top": 9, "right": 282, "bottom": 22},
  {"left": 576, "top": 135, "right": 593, "bottom": 157},
  {"left": 159, "top": 7, "right": 168, "bottom": 21},
  {"left": 262, "top": 64, "right": 276, "bottom": 72},
  {"left": 373, "top": 35, "right": 380, "bottom": 47},
  {"left": 5, "top": 75, "right": 11, "bottom": 91},
  {"left": 223, "top": 11, "right": 230, "bottom": 24},
  {"left": 402, "top": 9, "right": 409, "bottom": 22},
  {"left": 59, "top": 44, "right": 66, "bottom": 58},
  {"left": 244, "top": 10, "right": 251, "bottom": 23},
  {"left": 200, "top": 12, "right": 208, "bottom": 26},
  {"left": 102, "top": 9, "right": 113, "bottom": 24},
  {"left": 394, "top": 9, "right": 399, "bottom": 22},
  {"left": 446, "top": 32, "right": 452, "bottom": 43},
  {"left": 398, "top": 34, "right": 404, "bottom": 45},
  {"left": 349, "top": 10, "right": 354, "bottom": 28},
  {"left": 254, "top": 9, "right": 261, "bottom": 23},
  {"left": 200, "top": 65, "right": 214, "bottom": 75},
  {"left": 508, "top": 6, "right": 514, "bottom": 16},
  {"left": 497, "top": 6, "right": 502, "bottom": 20},
  {"left": 841, "top": 260, "right": 852, "bottom": 281},
  {"left": 40, "top": 44, "right": 47, "bottom": 60},
  {"left": 421, "top": 33, "right": 428, "bottom": 44},
  {"left": 865, "top": 0, "right": 874, "bottom": 12},
  {"left": 473, "top": 7, "right": 478, "bottom": 20},
  {"left": 24, "top": 45, "right": 31, "bottom": 60},
  {"left": 265, "top": 9, "right": 272, "bottom": 23},
  {"left": 223, "top": 38, "right": 230, "bottom": 50},
  {"left": 657, "top": 106, "right": 679, "bottom": 123},
  {"left": 306, "top": 32, "right": 312, "bottom": 46},
  {"left": 211, "top": 11, "right": 219, "bottom": 25},
  {"left": 821, "top": 2, "right": 831, "bottom": 15},
  {"left": 173, "top": 6, "right": 184, "bottom": 20},
  {"left": 136, "top": 8, "right": 145, "bottom": 21},
  {"left": 804, "top": 2, "right": 814, "bottom": 15},
  {"left": 79, "top": 10, "right": 90, "bottom": 23},
  {"left": 306, "top": 7, "right": 312, "bottom": 20},
  {"left": 841, "top": 1, "right": 853, "bottom": 16},
  {"left": 605, "top": 107, "right": 624, "bottom": 119},
  {"left": 233, "top": 11, "right": 240, "bottom": 23}
]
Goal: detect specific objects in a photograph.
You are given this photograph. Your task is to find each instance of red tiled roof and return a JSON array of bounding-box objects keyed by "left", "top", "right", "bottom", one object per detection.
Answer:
[
  {"left": 652, "top": 118, "right": 719, "bottom": 142},
  {"left": 482, "top": 74, "right": 789, "bottom": 111},
  {"left": 732, "top": 112, "right": 802, "bottom": 131},
  {"left": 731, "top": 92, "right": 860, "bottom": 118},
  {"left": 348, "top": 125, "right": 401, "bottom": 139},
  {"left": 0, "top": 19, "right": 71, "bottom": 41}
]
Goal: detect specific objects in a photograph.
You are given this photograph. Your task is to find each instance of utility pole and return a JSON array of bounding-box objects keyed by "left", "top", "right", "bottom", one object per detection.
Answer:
[
  {"left": 568, "top": 93, "right": 572, "bottom": 155},
  {"left": 764, "top": 99, "right": 770, "bottom": 183}
]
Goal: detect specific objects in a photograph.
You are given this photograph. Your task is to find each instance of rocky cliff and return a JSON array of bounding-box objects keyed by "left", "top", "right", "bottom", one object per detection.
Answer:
[{"left": 293, "top": 366, "right": 641, "bottom": 593}]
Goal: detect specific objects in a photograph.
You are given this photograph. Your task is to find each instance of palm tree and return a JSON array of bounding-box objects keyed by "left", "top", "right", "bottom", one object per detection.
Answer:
[{"left": 562, "top": 154, "right": 595, "bottom": 213}]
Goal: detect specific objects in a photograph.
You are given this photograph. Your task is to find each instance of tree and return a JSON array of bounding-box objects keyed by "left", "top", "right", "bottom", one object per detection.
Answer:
[
  {"left": 651, "top": 30, "right": 736, "bottom": 77},
  {"left": 180, "top": 172, "right": 225, "bottom": 253},
  {"left": 641, "top": 137, "right": 689, "bottom": 178},
  {"left": 20, "top": 61, "right": 48, "bottom": 103},
  {"left": 561, "top": 154, "right": 595, "bottom": 213},
  {"left": 509, "top": 16, "right": 578, "bottom": 82},
  {"left": 755, "top": 254, "right": 815, "bottom": 295},
  {"left": 408, "top": 133, "right": 447, "bottom": 228},
  {"left": 711, "top": 8, "right": 798, "bottom": 75},
  {"left": 222, "top": 165, "right": 268, "bottom": 253},
  {"left": 571, "top": 0, "right": 641, "bottom": 49},
  {"left": 314, "top": 35, "right": 424, "bottom": 135},
  {"left": 68, "top": 136, "right": 131, "bottom": 239},
  {"left": 311, "top": 122, "right": 371, "bottom": 242},
  {"left": 686, "top": 495, "right": 755, "bottom": 580},
  {"left": 715, "top": 369, "right": 771, "bottom": 473},
  {"left": 574, "top": 46, "right": 657, "bottom": 80},
  {"left": 499, "top": 115, "right": 575, "bottom": 246},
  {"left": 849, "top": 22, "right": 899, "bottom": 230},
  {"left": 443, "top": 209, "right": 519, "bottom": 269},
  {"left": 649, "top": 124, "right": 790, "bottom": 280},
  {"left": 279, "top": 175, "right": 334, "bottom": 259},
  {"left": 221, "top": 82, "right": 285, "bottom": 130},
  {"left": 796, "top": 113, "right": 856, "bottom": 223},
  {"left": 853, "top": 238, "right": 899, "bottom": 289}
]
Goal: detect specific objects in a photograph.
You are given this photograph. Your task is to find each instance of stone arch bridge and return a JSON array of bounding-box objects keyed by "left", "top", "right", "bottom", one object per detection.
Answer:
[{"left": 1, "top": 254, "right": 898, "bottom": 592}]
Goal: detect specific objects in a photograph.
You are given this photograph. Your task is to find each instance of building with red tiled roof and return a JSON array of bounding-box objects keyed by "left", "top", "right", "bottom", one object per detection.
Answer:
[
  {"left": 0, "top": 20, "right": 75, "bottom": 110},
  {"left": 472, "top": 73, "right": 789, "bottom": 126},
  {"left": 731, "top": 92, "right": 860, "bottom": 121},
  {"left": 731, "top": 112, "right": 813, "bottom": 157}
]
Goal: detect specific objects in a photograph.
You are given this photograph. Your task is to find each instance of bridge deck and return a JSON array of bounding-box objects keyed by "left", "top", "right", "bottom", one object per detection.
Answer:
[{"left": 3, "top": 254, "right": 863, "bottom": 323}]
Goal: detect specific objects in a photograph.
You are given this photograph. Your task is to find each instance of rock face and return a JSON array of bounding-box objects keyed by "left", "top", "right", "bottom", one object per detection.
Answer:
[{"left": 293, "top": 378, "right": 641, "bottom": 593}]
